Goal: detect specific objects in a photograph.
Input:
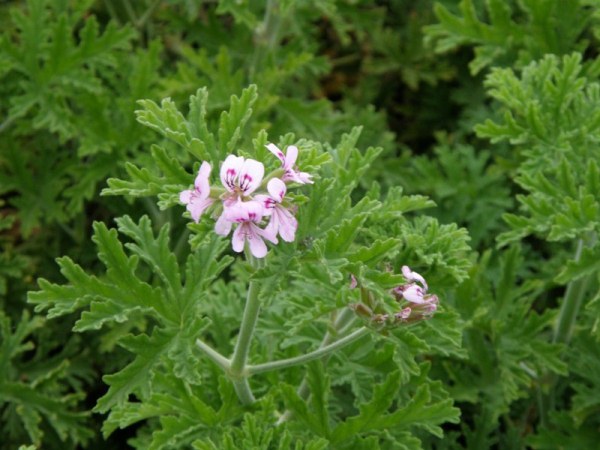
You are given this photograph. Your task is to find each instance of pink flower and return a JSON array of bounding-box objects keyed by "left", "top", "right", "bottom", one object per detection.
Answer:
[
  {"left": 219, "top": 201, "right": 277, "bottom": 258},
  {"left": 401, "top": 265, "right": 428, "bottom": 290},
  {"left": 397, "top": 296, "right": 439, "bottom": 323},
  {"left": 392, "top": 266, "right": 438, "bottom": 322},
  {"left": 349, "top": 274, "right": 358, "bottom": 289},
  {"left": 255, "top": 178, "right": 298, "bottom": 242},
  {"left": 400, "top": 284, "right": 427, "bottom": 304},
  {"left": 266, "top": 143, "right": 313, "bottom": 184},
  {"left": 216, "top": 155, "right": 265, "bottom": 235},
  {"left": 179, "top": 162, "right": 214, "bottom": 222}
]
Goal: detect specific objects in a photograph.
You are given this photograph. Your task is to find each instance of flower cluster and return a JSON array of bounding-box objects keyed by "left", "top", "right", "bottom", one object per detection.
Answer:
[
  {"left": 350, "top": 265, "right": 438, "bottom": 327},
  {"left": 391, "top": 266, "right": 439, "bottom": 324},
  {"left": 179, "top": 144, "right": 312, "bottom": 258}
]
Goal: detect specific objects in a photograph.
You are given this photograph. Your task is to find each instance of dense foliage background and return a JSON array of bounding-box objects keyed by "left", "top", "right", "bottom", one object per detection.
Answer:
[{"left": 1, "top": 0, "right": 600, "bottom": 448}]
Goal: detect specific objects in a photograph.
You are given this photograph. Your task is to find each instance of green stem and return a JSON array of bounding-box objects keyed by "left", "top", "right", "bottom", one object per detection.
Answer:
[
  {"left": 102, "top": 0, "right": 121, "bottom": 25},
  {"left": 553, "top": 238, "right": 593, "bottom": 345},
  {"left": 142, "top": 197, "right": 162, "bottom": 227},
  {"left": 249, "top": 0, "right": 281, "bottom": 81},
  {"left": 195, "top": 338, "right": 231, "bottom": 372},
  {"left": 136, "top": 0, "right": 161, "bottom": 28},
  {"left": 248, "top": 326, "right": 369, "bottom": 375},
  {"left": 122, "top": 0, "right": 139, "bottom": 24},
  {"left": 173, "top": 227, "right": 191, "bottom": 261},
  {"left": 277, "top": 307, "right": 360, "bottom": 424},
  {"left": 229, "top": 278, "right": 262, "bottom": 405},
  {"left": 539, "top": 233, "right": 596, "bottom": 425}
]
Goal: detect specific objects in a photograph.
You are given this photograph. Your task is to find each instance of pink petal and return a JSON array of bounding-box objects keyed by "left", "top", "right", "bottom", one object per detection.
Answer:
[
  {"left": 263, "top": 213, "right": 278, "bottom": 238},
  {"left": 402, "top": 265, "right": 428, "bottom": 290},
  {"left": 283, "top": 169, "right": 312, "bottom": 185},
  {"left": 284, "top": 145, "right": 298, "bottom": 170},
  {"left": 402, "top": 285, "right": 426, "bottom": 304},
  {"left": 248, "top": 224, "right": 268, "bottom": 257},
  {"left": 220, "top": 155, "right": 244, "bottom": 192},
  {"left": 267, "top": 178, "right": 286, "bottom": 203},
  {"left": 260, "top": 220, "right": 279, "bottom": 244},
  {"left": 254, "top": 194, "right": 274, "bottom": 216},
  {"left": 215, "top": 210, "right": 233, "bottom": 236},
  {"left": 266, "top": 143, "right": 286, "bottom": 165},
  {"left": 188, "top": 197, "right": 214, "bottom": 222},
  {"left": 224, "top": 201, "right": 250, "bottom": 223},
  {"left": 194, "top": 161, "right": 212, "bottom": 199},
  {"left": 398, "top": 308, "right": 412, "bottom": 320},
  {"left": 239, "top": 158, "right": 264, "bottom": 195},
  {"left": 224, "top": 200, "right": 265, "bottom": 223},
  {"left": 232, "top": 224, "right": 246, "bottom": 253},
  {"left": 244, "top": 200, "right": 265, "bottom": 222},
  {"left": 179, "top": 189, "right": 192, "bottom": 204},
  {"left": 275, "top": 207, "right": 297, "bottom": 242},
  {"left": 296, "top": 170, "right": 314, "bottom": 184}
]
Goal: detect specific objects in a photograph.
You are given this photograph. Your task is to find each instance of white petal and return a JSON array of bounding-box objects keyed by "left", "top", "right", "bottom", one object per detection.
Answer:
[
  {"left": 267, "top": 178, "right": 286, "bottom": 203},
  {"left": 188, "top": 198, "right": 213, "bottom": 222},
  {"left": 215, "top": 210, "right": 233, "bottom": 236},
  {"left": 245, "top": 200, "right": 265, "bottom": 222},
  {"left": 179, "top": 189, "right": 192, "bottom": 204},
  {"left": 232, "top": 225, "right": 246, "bottom": 253},
  {"left": 248, "top": 224, "right": 268, "bottom": 257},
  {"left": 296, "top": 170, "right": 314, "bottom": 184},
  {"left": 231, "top": 223, "right": 249, "bottom": 253},
  {"left": 402, "top": 265, "right": 428, "bottom": 290},
  {"left": 260, "top": 216, "right": 279, "bottom": 244},
  {"left": 276, "top": 207, "right": 297, "bottom": 242},
  {"left": 266, "top": 143, "right": 286, "bottom": 165},
  {"left": 194, "top": 161, "right": 212, "bottom": 199},
  {"left": 224, "top": 201, "right": 249, "bottom": 222},
  {"left": 220, "top": 155, "right": 244, "bottom": 191},
  {"left": 283, "top": 169, "right": 311, "bottom": 185},
  {"left": 239, "top": 158, "right": 264, "bottom": 195},
  {"left": 263, "top": 217, "right": 278, "bottom": 243},
  {"left": 284, "top": 145, "right": 298, "bottom": 170},
  {"left": 402, "top": 285, "right": 426, "bottom": 304},
  {"left": 254, "top": 195, "right": 274, "bottom": 216}
]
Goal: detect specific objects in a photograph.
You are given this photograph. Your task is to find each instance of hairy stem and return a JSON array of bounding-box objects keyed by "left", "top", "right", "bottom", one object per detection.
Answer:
[
  {"left": 228, "top": 251, "right": 263, "bottom": 405},
  {"left": 553, "top": 237, "right": 594, "bottom": 345},
  {"left": 122, "top": 0, "right": 139, "bottom": 24},
  {"left": 102, "top": 0, "right": 121, "bottom": 24},
  {"left": 539, "top": 233, "right": 596, "bottom": 425},
  {"left": 248, "top": 326, "right": 369, "bottom": 375},
  {"left": 0, "top": 116, "right": 17, "bottom": 134},
  {"left": 249, "top": 0, "right": 281, "bottom": 81},
  {"left": 136, "top": 0, "right": 161, "bottom": 28},
  {"left": 195, "top": 338, "right": 230, "bottom": 372},
  {"left": 277, "top": 307, "right": 361, "bottom": 424}
]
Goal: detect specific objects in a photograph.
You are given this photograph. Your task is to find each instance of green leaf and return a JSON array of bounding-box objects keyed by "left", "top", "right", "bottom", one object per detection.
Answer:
[
  {"left": 555, "top": 243, "right": 600, "bottom": 284},
  {"left": 347, "top": 238, "right": 402, "bottom": 265},
  {"left": 330, "top": 371, "right": 402, "bottom": 443},
  {"left": 95, "top": 330, "right": 172, "bottom": 413},
  {"left": 217, "top": 84, "right": 258, "bottom": 157}
]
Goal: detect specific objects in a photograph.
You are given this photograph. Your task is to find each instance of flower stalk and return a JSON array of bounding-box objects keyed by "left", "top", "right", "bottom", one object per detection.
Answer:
[
  {"left": 194, "top": 339, "right": 230, "bottom": 372},
  {"left": 276, "top": 307, "right": 359, "bottom": 424},
  {"left": 552, "top": 235, "right": 595, "bottom": 345},
  {"left": 538, "top": 232, "right": 596, "bottom": 425},
  {"left": 248, "top": 326, "right": 369, "bottom": 375}
]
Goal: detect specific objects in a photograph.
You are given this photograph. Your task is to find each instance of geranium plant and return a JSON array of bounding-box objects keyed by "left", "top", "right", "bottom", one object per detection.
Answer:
[{"left": 28, "top": 86, "right": 470, "bottom": 448}]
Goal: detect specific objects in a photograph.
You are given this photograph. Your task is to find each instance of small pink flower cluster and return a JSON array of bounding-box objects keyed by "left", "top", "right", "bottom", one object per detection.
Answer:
[
  {"left": 349, "top": 266, "right": 439, "bottom": 328},
  {"left": 391, "top": 266, "right": 439, "bottom": 323},
  {"left": 179, "top": 144, "right": 312, "bottom": 258}
]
